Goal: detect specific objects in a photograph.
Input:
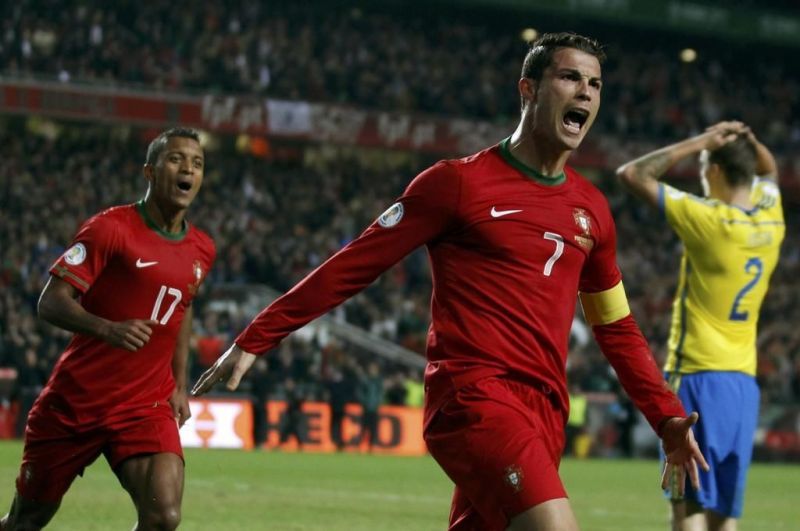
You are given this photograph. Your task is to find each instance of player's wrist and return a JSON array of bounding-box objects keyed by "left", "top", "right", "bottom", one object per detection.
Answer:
[{"left": 94, "top": 317, "right": 115, "bottom": 342}]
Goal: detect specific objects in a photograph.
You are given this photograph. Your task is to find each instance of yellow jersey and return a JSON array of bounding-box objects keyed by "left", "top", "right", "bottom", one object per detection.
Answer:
[{"left": 660, "top": 178, "right": 784, "bottom": 375}]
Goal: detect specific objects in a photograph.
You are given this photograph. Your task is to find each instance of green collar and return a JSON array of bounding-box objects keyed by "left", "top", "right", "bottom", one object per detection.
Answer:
[
  {"left": 136, "top": 200, "right": 188, "bottom": 241},
  {"left": 499, "top": 137, "right": 566, "bottom": 186}
]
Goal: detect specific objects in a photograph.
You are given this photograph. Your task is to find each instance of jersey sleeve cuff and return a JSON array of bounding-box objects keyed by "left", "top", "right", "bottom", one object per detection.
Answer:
[{"left": 50, "top": 264, "right": 91, "bottom": 293}]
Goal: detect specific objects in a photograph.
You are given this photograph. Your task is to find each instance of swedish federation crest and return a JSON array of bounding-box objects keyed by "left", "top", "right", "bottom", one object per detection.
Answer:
[{"left": 378, "top": 202, "right": 404, "bottom": 228}]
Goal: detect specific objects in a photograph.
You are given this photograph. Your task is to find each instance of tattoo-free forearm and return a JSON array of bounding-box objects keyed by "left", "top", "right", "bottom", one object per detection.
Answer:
[{"left": 38, "top": 284, "right": 111, "bottom": 338}]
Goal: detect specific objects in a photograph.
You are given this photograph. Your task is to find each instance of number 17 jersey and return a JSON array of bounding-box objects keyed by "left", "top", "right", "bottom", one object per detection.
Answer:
[
  {"left": 660, "top": 179, "right": 784, "bottom": 375},
  {"left": 40, "top": 201, "right": 216, "bottom": 426}
]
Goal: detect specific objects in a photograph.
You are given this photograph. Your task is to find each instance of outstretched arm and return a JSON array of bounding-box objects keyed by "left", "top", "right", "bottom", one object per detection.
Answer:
[
  {"left": 616, "top": 121, "right": 745, "bottom": 207},
  {"left": 585, "top": 299, "right": 708, "bottom": 492},
  {"left": 192, "top": 161, "right": 462, "bottom": 395},
  {"left": 38, "top": 276, "right": 157, "bottom": 351}
]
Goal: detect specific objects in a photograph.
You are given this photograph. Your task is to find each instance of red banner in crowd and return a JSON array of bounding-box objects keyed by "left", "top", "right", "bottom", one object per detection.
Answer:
[{"left": 0, "top": 80, "right": 512, "bottom": 156}]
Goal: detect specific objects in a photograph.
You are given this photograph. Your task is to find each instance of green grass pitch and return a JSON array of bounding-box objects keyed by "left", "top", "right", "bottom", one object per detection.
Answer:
[{"left": 1, "top": 441, "right": 797, "bottom": 529}]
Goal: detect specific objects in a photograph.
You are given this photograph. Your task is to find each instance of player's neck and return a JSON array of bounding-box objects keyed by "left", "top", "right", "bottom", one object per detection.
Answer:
[
  {"left": 726, "top": 186, "right": 754, "bottom": 211},
  {"left": 142, "top": 196, "right": 187, "bottom": 234},
  {"left": 508, "top": 124, "right": 570, "bottom": 177}
]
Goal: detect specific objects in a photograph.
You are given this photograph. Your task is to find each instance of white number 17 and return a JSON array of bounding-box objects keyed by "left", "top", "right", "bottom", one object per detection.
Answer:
[
  {"left": 150, "top": 285, "right": 182, "bottom": 324},
  {"left": 543, "top": 232, "right": 564, "bottom": 277}
]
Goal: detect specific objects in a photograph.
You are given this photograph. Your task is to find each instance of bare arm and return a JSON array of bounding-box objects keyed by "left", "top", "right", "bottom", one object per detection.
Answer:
[
  {"left": 747, "top": 130, "right": 778, "bottom": 181},
  {"left": 38, "top": 276, "right": 157, "bottom": 351},
  {"left": 616, "top": 121, "right": 745, "bottom": 208},
  {"left": 616, "top": 135, "right": 710, "bottom": 208},
  {"left": 170, "top": 304, "right": 193, "bottom": 426}
]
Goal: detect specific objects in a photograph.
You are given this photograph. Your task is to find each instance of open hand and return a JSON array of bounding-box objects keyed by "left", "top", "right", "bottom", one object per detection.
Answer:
[
  {"left": 191, "top": 344, "right": 257, "bottom": 395},
  {"left": 660, "top": 412, "right": 709, "bottom": 496}
]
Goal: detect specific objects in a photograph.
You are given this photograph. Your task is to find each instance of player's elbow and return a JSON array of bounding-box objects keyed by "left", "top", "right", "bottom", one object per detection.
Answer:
[{"left": 615, "top": 164, "right": 638, "bottom": 189}]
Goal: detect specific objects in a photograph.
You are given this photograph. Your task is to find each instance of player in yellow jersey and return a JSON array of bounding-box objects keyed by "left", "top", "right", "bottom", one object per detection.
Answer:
[{"left": 616, "top": 121, "right": 783, "bottom": 531}]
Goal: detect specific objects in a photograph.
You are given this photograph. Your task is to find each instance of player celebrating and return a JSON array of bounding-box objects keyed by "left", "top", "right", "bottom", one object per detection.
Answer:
[
  {"left": 193, "top": 33, "right": 707, "bottom": 530},
  {"left": 1, "top": 128, "right": 215, "bottom": 531},
  {"left": 617, "top": 122, "right": 783, "bottom": 531}
]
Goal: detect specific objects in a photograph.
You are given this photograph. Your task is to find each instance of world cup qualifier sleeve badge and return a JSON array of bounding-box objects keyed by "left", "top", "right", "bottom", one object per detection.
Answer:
[{"left": 378, "top": 202, "right": 404, "bottom": 228}]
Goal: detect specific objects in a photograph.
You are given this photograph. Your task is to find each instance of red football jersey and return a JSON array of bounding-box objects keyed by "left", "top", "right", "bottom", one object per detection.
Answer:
[
  {"left": 237, "top": 140, "right": 678, "bottom": 428},
  {"left": 38, "top": 201, "right": 215, "bottom": 426}
]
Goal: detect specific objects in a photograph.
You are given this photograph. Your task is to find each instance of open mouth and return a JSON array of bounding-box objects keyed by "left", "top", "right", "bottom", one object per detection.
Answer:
[
  {"left": 177, "top": 180, "right": 192, "bottom": 192},
  {"left": 563, "top": 108, "right": 589, "bottom": 135}
]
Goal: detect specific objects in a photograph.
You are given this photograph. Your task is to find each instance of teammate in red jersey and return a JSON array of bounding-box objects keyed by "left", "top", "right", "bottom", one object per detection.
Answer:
[
  {"left": 193, "top": 33, "right": 707, "bottom": 530},
  {"left": 1, "top": 128, "right": 215, "bottom": 531}
]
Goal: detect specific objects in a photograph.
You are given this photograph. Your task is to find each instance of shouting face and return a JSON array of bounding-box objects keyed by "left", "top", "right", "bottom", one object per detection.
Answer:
[
  {"left": 145, "top": 136, "right": 204, "bottom": 211},
  {"left": 524, "top": 47, "right": 602, "bottom": 151}
]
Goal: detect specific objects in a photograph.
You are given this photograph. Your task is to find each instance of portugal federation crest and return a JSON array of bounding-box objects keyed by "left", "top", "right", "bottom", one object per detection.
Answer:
[
  {"left": 504, "top": 465, "right": 525, "bottom": 493},
  {"left": 573, "top": 208, "right": 594, "bottom": 250},
  {"left": 188, "top": 260, "right": 204, "bottom": 295}
]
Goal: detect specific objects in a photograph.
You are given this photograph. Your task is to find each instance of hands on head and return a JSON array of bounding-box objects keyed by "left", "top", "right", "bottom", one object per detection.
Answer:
[
  {"left": 660, "top": 411, "right": 710, "bottom": 496},
  {"left": 191, "top": 344, "right": 258, "bottom": 396},
  {"left": 703, "top": 120, "right": 753, "bottom": 150}
]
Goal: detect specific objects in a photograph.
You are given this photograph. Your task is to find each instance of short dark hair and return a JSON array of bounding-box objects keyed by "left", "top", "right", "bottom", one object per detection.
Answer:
[
  {"left": 145, "top": 127, "right": 202, "bottom": 165},
  {"left": 521, "top": 32, "right": 606, "bottom": 81},
  {"left": 708, "top": 134, "right": 757, "bottom": 187}
]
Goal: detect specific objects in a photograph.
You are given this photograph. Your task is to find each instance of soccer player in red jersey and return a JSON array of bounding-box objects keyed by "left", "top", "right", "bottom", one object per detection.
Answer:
[
  {"left": 1, "top": 128, "right": 215, "bottom": 531},
  {"left": 193, "top": 33, "right": 707, "bottom": 530}
]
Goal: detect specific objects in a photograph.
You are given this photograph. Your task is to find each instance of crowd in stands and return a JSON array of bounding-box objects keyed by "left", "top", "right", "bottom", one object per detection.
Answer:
[
  {"left": 1, "top": 1, "right": 799, "bottom": 449},
  {"left": 2, "top": 1, "right": 799, "bottom": 157},
  {"left": 1, "top": 120, "right": 799, "bottom": 416}
]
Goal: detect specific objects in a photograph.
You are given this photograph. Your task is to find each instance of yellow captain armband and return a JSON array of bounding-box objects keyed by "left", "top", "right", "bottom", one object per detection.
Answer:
[{"left": 579, "top": 281, "right": 631, "bottom": 326}]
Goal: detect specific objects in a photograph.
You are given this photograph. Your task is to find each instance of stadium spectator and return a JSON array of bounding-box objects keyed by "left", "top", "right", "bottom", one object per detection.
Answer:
[
  {"left": 192, "top": 33, "right": 707, "bottom": 530},
  {"left": 356, "top": 361, "right": 384, "bottom": 452},
  {"left": 1, "top": 127, "right": 215, "bottom": 531},
  {"left": 617, "top": 122, "right": 783, "bottom": 529},
  {"left": 249, "top": 357, "right": 271, "bottom": 450},
  {"left": 277, "top": 378, "right": 305, "bottom": 451}
]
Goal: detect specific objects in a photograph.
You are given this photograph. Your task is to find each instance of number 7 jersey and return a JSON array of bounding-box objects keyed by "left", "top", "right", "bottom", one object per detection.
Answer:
[
  {"left": 43, "top": 201, "right": 216, "bottom": 425},
  {"left": 659, "top": 179, "right": 785, "bottom": 375},
  {"left": 236, "top": 138, "right": 642, "bottom": 428}
]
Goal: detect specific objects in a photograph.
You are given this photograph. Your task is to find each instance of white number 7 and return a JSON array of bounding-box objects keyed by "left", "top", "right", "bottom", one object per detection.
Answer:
[
  {"left": 150, "top": 285, "right": 182, "bottom": 325},
  {"left": 543, "top": 232, "right": 564, "bottom": 277}
]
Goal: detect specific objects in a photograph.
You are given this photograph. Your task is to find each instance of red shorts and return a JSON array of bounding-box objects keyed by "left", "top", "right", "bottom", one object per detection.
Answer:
[
  {"left": 424, "top": 377, "right": 566, "bottom": 531},
  {"left": 16, "top": 400, "right": 183, "bottom": 503}
]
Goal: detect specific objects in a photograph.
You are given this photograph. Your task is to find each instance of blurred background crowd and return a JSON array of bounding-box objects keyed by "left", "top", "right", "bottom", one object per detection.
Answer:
[{"left": 1, "top": 0, "right": 798, "bottom": 455}]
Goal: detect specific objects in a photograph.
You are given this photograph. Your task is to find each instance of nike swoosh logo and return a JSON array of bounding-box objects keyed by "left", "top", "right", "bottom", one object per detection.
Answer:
[
  {"left": 136, "top": 259, "right": 158, "bottom": 268},
  {"left": 491, "top": 207, "right": 523, "bottom": 218}
]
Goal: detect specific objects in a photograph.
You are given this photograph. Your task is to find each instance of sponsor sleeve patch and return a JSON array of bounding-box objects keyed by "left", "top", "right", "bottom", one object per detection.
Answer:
[{"left": 377, "top": 202, "right": 404, "bottom": 228}]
